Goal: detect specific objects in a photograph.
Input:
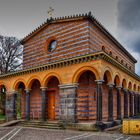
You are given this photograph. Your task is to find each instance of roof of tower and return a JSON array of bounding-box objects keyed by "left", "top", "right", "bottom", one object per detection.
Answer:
[{"left": 21, "top": 12, "right": 137, "bottom": 63}]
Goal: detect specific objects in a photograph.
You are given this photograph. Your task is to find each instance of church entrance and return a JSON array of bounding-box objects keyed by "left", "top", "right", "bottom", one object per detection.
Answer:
[
  {"left": 46, "top": 76, "right": 60, "bottom": 121},
  {"left": 47, "top": 90, "right": 55, "bottom": 120}
]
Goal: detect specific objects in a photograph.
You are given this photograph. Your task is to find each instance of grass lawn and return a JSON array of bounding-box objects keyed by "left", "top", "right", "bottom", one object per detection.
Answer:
[{"left": 0, "top": 114, "right": 6, "bottom": 121}]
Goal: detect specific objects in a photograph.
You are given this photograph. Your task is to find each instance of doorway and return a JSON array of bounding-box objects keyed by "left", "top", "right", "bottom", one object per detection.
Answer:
[{"left": 47, "top": 90, "right": 55, "bottom": 120}]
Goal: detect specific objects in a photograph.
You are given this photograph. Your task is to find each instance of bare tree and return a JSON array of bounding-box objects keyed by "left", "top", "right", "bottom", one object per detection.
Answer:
[{"left": 0, "top": 35, "right": 23, "bottom": 74}]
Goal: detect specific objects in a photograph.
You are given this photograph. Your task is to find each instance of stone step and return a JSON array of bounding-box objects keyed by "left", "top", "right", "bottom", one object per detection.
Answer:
[
  {"left": 19, "top": 121, "right": 64, "bottom": 129},
  {"left": 21, "top": 122, "right": 62, "bottom": 126},
  {"left": 23, "top": 124, "right": 63, "bottom": 129}
]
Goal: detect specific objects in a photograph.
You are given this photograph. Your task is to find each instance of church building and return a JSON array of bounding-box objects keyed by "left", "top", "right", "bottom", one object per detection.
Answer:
[{"left": 0, "top": 12, "right": 140, "bottom": 128}]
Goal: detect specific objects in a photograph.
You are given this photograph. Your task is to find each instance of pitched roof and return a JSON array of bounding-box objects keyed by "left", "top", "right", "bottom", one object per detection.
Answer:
[{"left": 21, "top": 12, "right": 137, "bottom": 63}]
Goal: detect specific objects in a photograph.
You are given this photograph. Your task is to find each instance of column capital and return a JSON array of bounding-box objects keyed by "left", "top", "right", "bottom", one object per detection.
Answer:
[
  {"left": 123, "top": 88, "right": 128, "bottom": 92},
  {"left": 25, "top": 89, "right": 31, "bottom": 92},
  {"left": 95, "top": 80, "right": 104, "bottom": 84},
  {"left": 40, "top": 87, "right": 47, "bottom": 91},
  {"left": 107, "top": 83, "right": 114, "bottom": 88},
  {"left": 10, "top": 90, "right": 18, "bottom": 94},
  {"left": 116, "top": 86, "right": 122, "bottom": 90},
  {"left": 129, "top": 91, "right": 134, "bottom": 94},
  {"left": 59, "top": 83, "right": 79, "bottom": 89}
]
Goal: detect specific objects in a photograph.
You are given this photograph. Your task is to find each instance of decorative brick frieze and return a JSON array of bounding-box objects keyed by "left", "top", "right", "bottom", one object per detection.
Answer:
[{"left": 0, "top": 52, "right": 140, "bottom": 82}]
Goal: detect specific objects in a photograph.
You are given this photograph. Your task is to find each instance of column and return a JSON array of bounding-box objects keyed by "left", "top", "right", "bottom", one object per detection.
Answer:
[
  {"left": 41, "top": 87, "right": 47, "bottom": 121},
  {"left": 59, "top": 83, "right": 78, "bottom": 124},
  {"left": 5, "top": 91, "right": 17, "bottom": 121},
  {"left": 138, "top": 94, "right": 140, "bottom": 113},
  {"left": 136, "top": 93, "right": 139, "bottom": 115},
  {"left": 117, "top": 86, "right": 122, "bottom": 120},
  {"left": 129, "top": 91, "right": 133, "bottom": 117},
  {"left": 123, "top": 89, "right": 129, "bottom": 118},
  {"left": 108, "top": 84, "right": 114, "bottom": 121},
  {"left": 139, "top": 95, "right": 140, "bottom": 113},
  {"left": 134, "top": 93, "right": 137, "bottom": 116},
  {"left": 13, "top": 91, "right": 17, "bottom": 119},
  {"left": 25, "top": 89, "right": 30, "bottom": 121},
  {"left": 95, "top": 80, "right": 104, "bottom": 123}
]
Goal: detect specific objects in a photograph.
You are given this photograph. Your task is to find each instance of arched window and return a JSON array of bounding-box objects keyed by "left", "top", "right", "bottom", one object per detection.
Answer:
[
  {"left": 109, "top": 51, "right": 112, "bottom": 56},
  {"left": 102, "top": 46, "right": 105, "bottom": 51}
]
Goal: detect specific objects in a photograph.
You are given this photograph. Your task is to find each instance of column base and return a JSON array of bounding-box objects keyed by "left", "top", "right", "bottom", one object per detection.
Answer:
[
  {"left": 124, "top": 116, "right": 129, "bottom": 119},
  {"left": 117, "top": 116, "right": 122, "bottom": 120},
  {"left": 95, "top": 121, "right": 105, "bottom": 130},
  {"left": 108, "top": 117, "right": 114, "bottom": 122}
]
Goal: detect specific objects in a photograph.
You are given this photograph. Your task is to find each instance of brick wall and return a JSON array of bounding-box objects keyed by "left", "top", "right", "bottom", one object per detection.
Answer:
[
  {"left": 113, "top": 88, "right": 117, "bottom": 119},
  {"left": 102, "top": 84, "right": 109, "bottom": 121},
  {"left": 89, "top": 22, "right": 135, "bottom": 72},
  {"left": 23, "top": 20, "right": 90, "bottom": 69}
]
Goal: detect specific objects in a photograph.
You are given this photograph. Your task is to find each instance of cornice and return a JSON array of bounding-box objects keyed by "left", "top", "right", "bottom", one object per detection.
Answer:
[{"left": 0, "top": 51, "right": 139, "bottom": 81}]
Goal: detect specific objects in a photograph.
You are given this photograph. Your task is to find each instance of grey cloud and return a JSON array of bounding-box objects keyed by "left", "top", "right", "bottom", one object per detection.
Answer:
[
  {"left": 133, "top": 40, "right": 140, "bottom": 52},
  {"left": 117, "top": 0, "right": 140, "bottom": 74},
  {"left": 117, "top": 0, "right": 140, "bottom": 31}
]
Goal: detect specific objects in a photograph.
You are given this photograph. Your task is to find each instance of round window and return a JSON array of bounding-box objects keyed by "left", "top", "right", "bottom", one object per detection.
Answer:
[{"left": 48, "top": 40, "right": 57, "bottom": 52}]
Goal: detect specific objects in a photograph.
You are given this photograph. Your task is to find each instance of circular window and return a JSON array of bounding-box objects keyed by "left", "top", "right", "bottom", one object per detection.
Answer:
[{"left": 48, "top": 40, "right": 57, "bottom": 52}]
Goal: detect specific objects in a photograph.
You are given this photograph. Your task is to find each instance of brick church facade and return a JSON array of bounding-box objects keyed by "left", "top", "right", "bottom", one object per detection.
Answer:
[{"left": 0, "top": 12, "right": 140, "bottom": 127}]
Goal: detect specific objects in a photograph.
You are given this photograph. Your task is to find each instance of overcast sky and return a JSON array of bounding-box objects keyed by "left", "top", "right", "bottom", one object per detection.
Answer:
[{"left": 0, "top": 0, "right": 140, "bottom": 74}]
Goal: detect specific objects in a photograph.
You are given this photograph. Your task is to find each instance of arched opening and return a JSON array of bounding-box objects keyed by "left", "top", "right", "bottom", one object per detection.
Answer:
[
  {"left": 122, "top": 79, "right": 127, "bottom": 89},
  {"left": 0, "top": 85, "right": 6, "bottom": 117},
  {"left": 16, "top": 82, "right": 25, "bottom": 119},
  {"left": 133, "top": 84, "right": 136, "bottom": 91},
  {"left": 113, "top": 75, "right": 120, "bottom": 120},
  {"left": 128, "top": 82, "right": 132, "bottom": 90},
  {"left": 138, "top": 86, "right": 140, "bottom": 93},
  {"left": 114, "top": 75, "right": 120, "bottom": 86},
  {"left": 128, "top": 82, "right": 133, "bottom": 117},
  {"left": 102, "top": 70, "right": 112, "bottom": 121},
  {"left": 46, "top": 77, "right": 60, "bottom": 120},
  {"left": 77, "top": 70, "right": 96, "bottom": 122},
  {"left": 30, "top": 79, "right": 41, "bottom": 120},
  {"left": 122, "top": 79, "right": 127, "bottom": 118},
  {"left": 128, "top": 81, "right": 133, "bottom": 117}
]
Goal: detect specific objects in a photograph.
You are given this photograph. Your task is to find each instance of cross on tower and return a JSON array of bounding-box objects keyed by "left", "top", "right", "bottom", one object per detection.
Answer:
[{"left": 48, "top": 7, "right": 54, "bottom": 18}]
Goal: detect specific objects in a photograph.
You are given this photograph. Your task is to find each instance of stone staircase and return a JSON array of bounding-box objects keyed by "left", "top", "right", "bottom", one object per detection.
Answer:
[{"left": 19, "top": 120, "right": 64, "bottom": 129}]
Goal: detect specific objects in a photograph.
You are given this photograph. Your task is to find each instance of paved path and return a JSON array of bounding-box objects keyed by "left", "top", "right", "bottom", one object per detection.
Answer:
[{"left": 0, "top": 126, "right": 140, "bottom": 140}]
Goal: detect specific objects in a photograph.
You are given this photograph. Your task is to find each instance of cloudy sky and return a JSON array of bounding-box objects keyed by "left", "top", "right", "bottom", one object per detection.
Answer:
[{"left": 0, "top": 0, "right": 140, "bottom": 74}]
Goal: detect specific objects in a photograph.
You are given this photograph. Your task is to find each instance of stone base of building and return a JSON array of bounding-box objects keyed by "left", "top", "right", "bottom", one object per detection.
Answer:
[
  {"left": 64, "top": 122, "right": 98, "bottom": 131},
  {"left": 61, "top": 120, "right": 122, "bottom": 131}
]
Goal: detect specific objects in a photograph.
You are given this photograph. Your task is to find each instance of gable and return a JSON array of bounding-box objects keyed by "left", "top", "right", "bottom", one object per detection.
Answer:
[{"left": 23, "top": 19, "right": 90, "bottom": 69}]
